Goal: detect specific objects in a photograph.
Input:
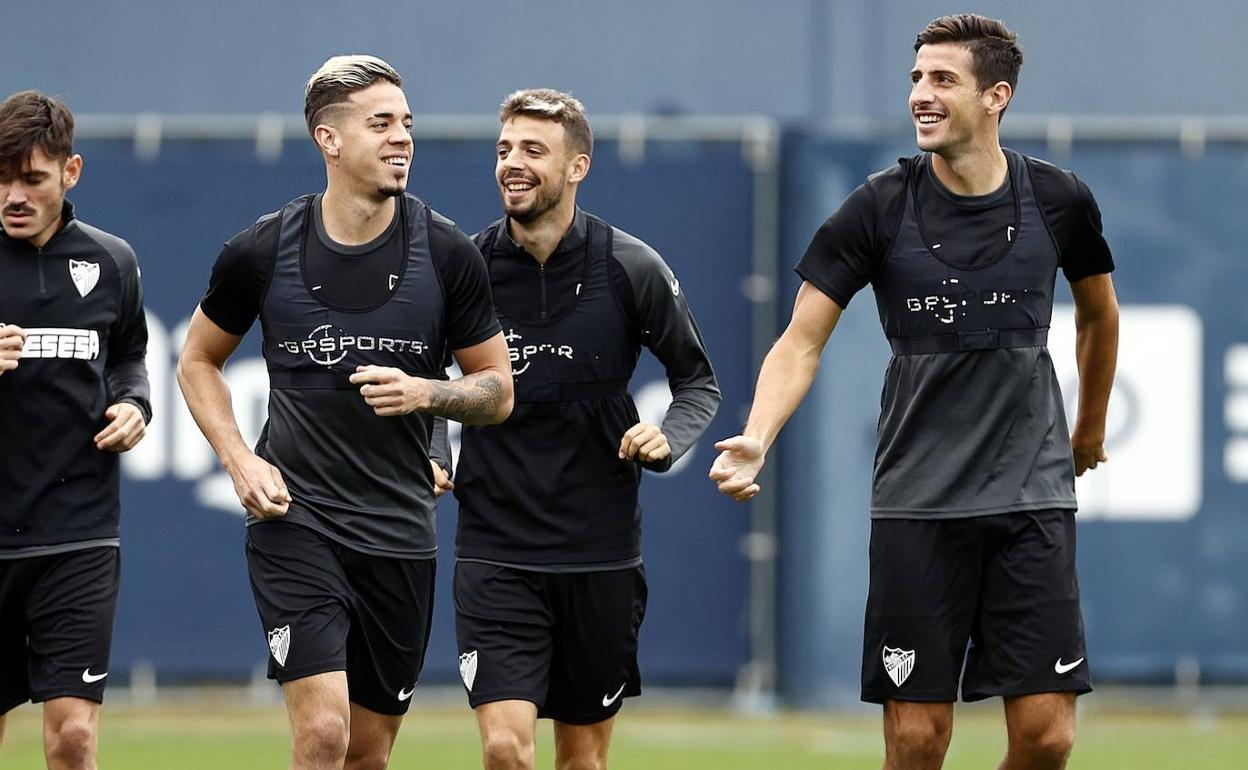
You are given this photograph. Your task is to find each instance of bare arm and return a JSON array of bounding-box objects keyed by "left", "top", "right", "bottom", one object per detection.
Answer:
[
  {"left": 176, "top": 306, "right": 290, "bottom": 517},
  {"left": 1069, "top": 273, "right": 1119, "bottom": 476},
  {"left": 709, "top": 282, "right": 843, "bottom": 501},
  {"left": 348, "top": 331, "right": 513, "bottom": 426}
]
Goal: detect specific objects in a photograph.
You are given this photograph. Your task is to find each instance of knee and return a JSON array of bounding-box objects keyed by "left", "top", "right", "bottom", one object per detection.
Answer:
[
  {"left": 887, "top": 709, "right": 953, "bottom": 758},
  {"left": 482, "top": 728, "right": 533, "bottom": 770},
  {"left": 1014, "top": 719, "right": 1075, "bottom": 765},
  {"left": 46, "top": 717, "right": 96, "bottom": 768},
  {"left": 295, "top": 712, "right": 350, "bottom": 763},
  {"left": 345, "top": 747, "right": 391, "bottom": 770}
]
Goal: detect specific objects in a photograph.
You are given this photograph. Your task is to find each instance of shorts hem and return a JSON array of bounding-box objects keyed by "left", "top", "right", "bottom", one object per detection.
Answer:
[
  {"left": 963, "top": 681, "right": 1093, "bottom": 702},
  {"left": 0, "top": 694, "right": 28, "bottom": 715},
  {"left": 271, "top": 663, "right": 346, "bottom": 684},
  {"left": 541, "top": 697, "right": 630, "bottom": 725},
  {"left": 861, "top": 690, "right": 956, "bottom": 705},
  {"left": 30, "top": 689, "right": 105, "bottom": 706},
  {"left": 467, "top": 691, "right": 543, "bottom": 710},
  {"left": 349, "top": 695, "right": 412, "bottom": 717}
]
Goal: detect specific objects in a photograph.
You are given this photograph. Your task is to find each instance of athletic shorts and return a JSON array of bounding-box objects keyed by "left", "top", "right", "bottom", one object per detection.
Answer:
[
  {"left": 0, "top": 546, "right": 120, "bottom": 714},
  {"left": 454, "top": 561, "right": 647, "bottom": 725},
  {"left": 861, "top": 509, "right": 1092, "bottom": 704},
  {"left": 245, "top": 520, "right": 435, "bottom": 716}
]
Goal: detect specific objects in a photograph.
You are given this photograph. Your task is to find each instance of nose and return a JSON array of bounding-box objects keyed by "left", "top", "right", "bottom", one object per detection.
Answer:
[
  {"left": 910, "top": 78, "right": 933, "bottom": 109},
  {"left": 3, "top": 183, "right": 26, "bottom": 206}
]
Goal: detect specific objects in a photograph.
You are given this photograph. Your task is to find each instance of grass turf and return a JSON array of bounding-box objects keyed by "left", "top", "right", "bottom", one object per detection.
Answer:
[{"left": 2, "top": 698, "right": 1246, "bottom": 769}]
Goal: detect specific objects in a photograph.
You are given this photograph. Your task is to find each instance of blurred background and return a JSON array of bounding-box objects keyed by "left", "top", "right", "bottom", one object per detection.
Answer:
[{"left": 3, "top": 1, "right": 1247, "bottom": 767}]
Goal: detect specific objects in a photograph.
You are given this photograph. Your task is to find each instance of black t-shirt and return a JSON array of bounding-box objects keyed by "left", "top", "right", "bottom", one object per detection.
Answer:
[
  {"left": 796, "top": 151, "right": 1114, "bottom": 518},
  {"left": 199, "top": 195, "right": 499, "bottom": 556}
]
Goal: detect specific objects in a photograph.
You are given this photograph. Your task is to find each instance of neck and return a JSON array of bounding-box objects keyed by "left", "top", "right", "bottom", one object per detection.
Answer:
[
  {"left": 28, "top": 215, "right": 65, "bottom": 249},
  {"left": 507, "top": 200, "right": 576, "bottom": 264},
  {"left": 321, "top": 180, "right": 396, "bottom": 246},
  {"left": 930, "top": 136, "right": 1007, "bottom": 196}
]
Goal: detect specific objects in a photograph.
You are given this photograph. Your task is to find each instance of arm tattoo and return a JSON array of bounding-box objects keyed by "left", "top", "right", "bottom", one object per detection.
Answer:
[{"left": 425, "top": 371, "right": 505, "bottom": 424}]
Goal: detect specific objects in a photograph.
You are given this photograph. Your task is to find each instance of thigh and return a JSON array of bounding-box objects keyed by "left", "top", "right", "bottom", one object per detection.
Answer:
[
  {"left": 246, "top": 522, "right": 351, "bottom": 683},
  {"left": 543, "top": 567, "right": 647, "bottom": 724},
  {"left": 340, "top": 550, "right": 435, "bottom": 716},
  {"left": 963, "top": 510, "right": 1091, "bottom": 701},
  {"left": 454, "top": 561, "right": 553, "bottom": 709},
  {"left": 25, "top": 548, "right": 120, "bottom": 705},
  {"left": 861, "top": 519, "right": 980, "bottom": 704}
]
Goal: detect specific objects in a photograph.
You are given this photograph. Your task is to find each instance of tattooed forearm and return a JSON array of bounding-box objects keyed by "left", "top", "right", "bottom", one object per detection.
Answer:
[{"left": 425, "top": 371, "right": 508, "bottom": 425}]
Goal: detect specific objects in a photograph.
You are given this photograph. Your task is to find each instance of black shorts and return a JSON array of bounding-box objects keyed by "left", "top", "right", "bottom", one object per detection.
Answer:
[
  {"left": 245, "top": 521, "right": 435, "bottom": 716},
  {"left": 454, "top": 561, "right": 647, "bottom": 725},
  {"left": 861, "top": 510, "right": 1092, "bottom": 704},
  {"left": 0, "top": 546, "right": 120, "bottom": 715}
]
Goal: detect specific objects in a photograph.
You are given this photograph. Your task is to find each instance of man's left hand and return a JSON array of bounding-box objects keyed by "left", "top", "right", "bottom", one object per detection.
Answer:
[
  {"left": 619, "top": 422, "right": 670, "bottom": 464},
  {"left": 350, "top": 365, "right": 426, "bottom": 416},
  {"left": 1071, "top": 426, "right": 1108, "bottom": 476},
  {"left": 94, "top": 402, "right": 147, "bottom": 452}
]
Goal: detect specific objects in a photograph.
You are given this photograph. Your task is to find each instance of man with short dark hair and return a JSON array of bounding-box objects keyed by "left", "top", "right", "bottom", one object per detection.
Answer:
[
  {"left": 712, "top": 14, "right": 1118, "bottom": 770},
  {"left": 0, "top": 89, "right": 151, "bottom": 770},
  {"left": 177, "top": 56, "right": 512, "bottom": 770},
  {"left": 452, "top": 88, "right": 720, "bottom": 770}
]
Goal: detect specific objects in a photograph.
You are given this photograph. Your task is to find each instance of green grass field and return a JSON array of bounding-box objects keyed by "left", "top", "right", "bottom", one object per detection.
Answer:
[{"left": 3, "top": 697, "right": 1246, "bottom": 769}]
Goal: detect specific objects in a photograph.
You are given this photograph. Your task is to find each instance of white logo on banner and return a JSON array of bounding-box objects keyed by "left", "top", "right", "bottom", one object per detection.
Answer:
[
  {"left": 268, "top": 625, "right": 291, "bottom": 667},
  {"left": 1049, "top": 304, "right": 1202, "bottom": 521},
  {"left": 883, "top": 646, "right": 915, "bottom": 687}
]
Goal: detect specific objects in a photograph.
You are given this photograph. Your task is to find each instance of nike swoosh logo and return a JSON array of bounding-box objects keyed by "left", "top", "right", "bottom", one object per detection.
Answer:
[
  {"left": 602, "top": 683, "right": 626, "bottom": 707},
  {"left": 1054, "top": 657, "right": 1084, "bottom": 675},
  {"left": 82, "top": 669, "right": 108, "bottom": 684},
  {"left": 398, "top": 687, "right": 415, "bottom": 701}
]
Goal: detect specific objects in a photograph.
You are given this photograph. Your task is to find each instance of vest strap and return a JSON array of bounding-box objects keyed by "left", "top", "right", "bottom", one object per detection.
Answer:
[
  {"left": 517, "top": 378, "right": 630, "bottom": 403},
  {"left": 889, "top": 327, "right": 1048, "bottom": 355}
]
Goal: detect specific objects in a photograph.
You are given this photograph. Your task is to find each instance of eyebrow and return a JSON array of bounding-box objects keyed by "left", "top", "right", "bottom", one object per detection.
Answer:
[
  {"left": 912, "top": 68, "right": 961, "bottom": 80},
  {"left": 496, "top": 139, "right": 550, "bottom": 150},
  {"left": 369, "top": 111, "right": 412, "bottom": 121}
]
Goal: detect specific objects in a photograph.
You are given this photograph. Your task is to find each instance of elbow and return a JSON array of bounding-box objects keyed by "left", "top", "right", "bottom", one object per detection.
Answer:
[{"left": 489, "top": 376, "right": 514, "bottom": 425}]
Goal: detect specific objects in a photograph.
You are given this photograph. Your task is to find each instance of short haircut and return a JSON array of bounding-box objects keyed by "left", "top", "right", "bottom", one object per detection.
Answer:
[
  {"left": 304, "top": 55, "right": 403, "bottom": 136},
  {"left": 915, "top": 14, "right": 1023, "bottom": 94},
  {"left": 499, "top": 89, "right": 593, "bottom": 158},
  {"left": 0, "top": 90, "right": 75, "bottom": 175}
]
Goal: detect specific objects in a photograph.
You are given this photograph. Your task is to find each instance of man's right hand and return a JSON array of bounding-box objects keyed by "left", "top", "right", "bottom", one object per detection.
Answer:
[
  {"left": 226, "top": 452, "right": 291, "bottom": 518},
  {"left": 0, "top": 324, "right": 27, "bottom": 376},
  {"left": 709, "top": 435, "right": 766, "bottom": 502}
]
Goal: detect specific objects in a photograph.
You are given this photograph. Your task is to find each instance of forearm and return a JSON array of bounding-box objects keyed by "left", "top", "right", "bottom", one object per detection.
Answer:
[
  {"left": 424, "top": 369, "right": 511, "bottom": 425},
  {"left": 176, "top": 354, "right": 254, "bottom": 469},
  {"left": 743, "top": 335, "right": 821, "bottom": 452},
  {"left": 1073, "top": 311, "right": 1119, "bottom": 435},
  {"left": 660, "top": 380, "right": 722, "bottom": 463}
]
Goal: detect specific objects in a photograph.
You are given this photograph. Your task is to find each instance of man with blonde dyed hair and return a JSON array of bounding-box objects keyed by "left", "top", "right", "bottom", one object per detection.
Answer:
[
  {"left": 449, "top": 88, "right": 720, "bottom": 770},
  {"left": 178, "top": 55, "right": 512, "bottom": 770}
]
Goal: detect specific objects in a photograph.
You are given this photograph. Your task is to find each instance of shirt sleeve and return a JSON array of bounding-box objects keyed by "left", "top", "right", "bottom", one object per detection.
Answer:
[
  {"left": 105, "top": 239, "right": 152, "bottom": 423},
  {"left": 1029, "top": 160, "right": 1115, "bottom": 282},
  {"left": 611, "top": 231, "right": 721, "bottom": 473},
  {"left": 428, "top": 416, "right": 453, "bottom": 478},
  {"left": 794, "top": 181, "right": 881, "bottom": 308},
  {"left": 429, "top": 218, "right": 503, "bottom": 350},
  {"left": 199, "top": 217, "right": 279, "bottom": 336}
]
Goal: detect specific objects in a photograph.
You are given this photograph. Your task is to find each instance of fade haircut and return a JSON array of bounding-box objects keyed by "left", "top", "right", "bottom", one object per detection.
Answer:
[
  {"left": 304, "top": 55, "right": 403, "bottom": 136},
  {"left": 499, "top": 89, "right": 593, "bottom": 158},
  {"left": 0, "top": 90, "right": 75, "bottom": 175},
  {"left": 915, "top": 14, "right": 1023, "bottom": 96}
]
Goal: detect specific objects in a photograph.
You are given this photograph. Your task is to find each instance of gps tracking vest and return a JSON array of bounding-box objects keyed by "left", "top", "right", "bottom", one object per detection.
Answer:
[
  {"left": 260, "top": 194, "right": 447, "bottom": 388},
  {"left": 875, "top": 149, "right": 1059, "bottom": 355}
]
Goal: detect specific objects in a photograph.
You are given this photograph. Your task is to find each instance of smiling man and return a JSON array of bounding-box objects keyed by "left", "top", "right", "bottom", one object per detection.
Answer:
[
  {"left": 451, "top": 89, "right": 720, "bottom": 770},
  {"left": 176, "top": 56, "right": 511, "bottom": 770},
  {"left": 0, "top": 90, "right": 151, "bottom": 770},
  {"left": 711, "top": 15, "right": 1119, "bottom": 770}
]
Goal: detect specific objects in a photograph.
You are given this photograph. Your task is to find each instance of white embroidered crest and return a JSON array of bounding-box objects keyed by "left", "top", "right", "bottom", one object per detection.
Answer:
[
  {"left": 69, "top": 260, "right": 100, "bottom": 298},
  {"left": 268, "top": 625, "right": 291, "bottom": 667},
  {"left": 883, "top": 646, "right": 915, "bottom": 687},
  {"left": 459, "top": 650, "right": 478, "bottom": 691}
]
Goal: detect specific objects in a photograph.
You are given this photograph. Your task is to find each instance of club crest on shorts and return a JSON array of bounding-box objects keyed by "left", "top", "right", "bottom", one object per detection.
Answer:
[
  {"left": 268, "top": 625, "right": 291, "bottom": 667},
  {"left": 69, "top": 260, "right": 100, "bottom": 298},
  {"left": 883, "top": 646, "right": 915, "bottom": 687},
  {"left": 459, "top": 650, "right": 478, "bottom": 691}
]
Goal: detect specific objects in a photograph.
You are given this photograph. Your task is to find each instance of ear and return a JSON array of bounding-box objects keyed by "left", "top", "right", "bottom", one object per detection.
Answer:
[
  {"left": 314, "top": 124, "right": 341, "bottom": 159},
  {"left": 983, "top": 80, "right": 1013, "bottom": 118},
  {"left": 567, "top": 152, "right": 591, "bottom": 185},
  {"left": 62, "top": 154, "right": 83, "bottom": 191}
]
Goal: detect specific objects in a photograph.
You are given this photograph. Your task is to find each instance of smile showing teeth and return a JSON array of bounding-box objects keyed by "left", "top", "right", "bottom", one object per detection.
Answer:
[
  {"left": 506, "top": 182, "right": 533, "bottom": 192},
  {"left": 918, "top": 114, "right": 944, "bottom": 124},
  {"left": 384, "top": 157, "right": 407, "bottom": 167}
]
